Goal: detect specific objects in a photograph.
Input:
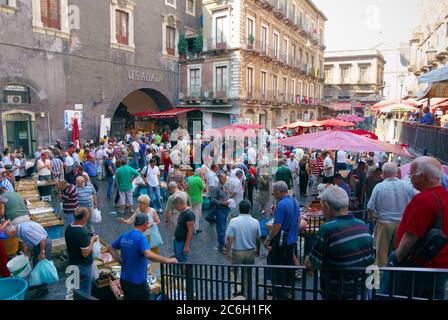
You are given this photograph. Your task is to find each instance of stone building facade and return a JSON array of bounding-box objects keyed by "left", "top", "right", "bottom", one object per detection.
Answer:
[
  {"left": 0, "top": 0, "right": 200, "bottom": 155},
  {"left": 179, "top": 0, "right": 327, "bottom": 130}
]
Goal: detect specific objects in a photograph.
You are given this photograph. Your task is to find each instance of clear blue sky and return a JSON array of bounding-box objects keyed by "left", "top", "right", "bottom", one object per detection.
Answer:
[{"left": 313, "top": 0, "right": 422, "bottom": 50}]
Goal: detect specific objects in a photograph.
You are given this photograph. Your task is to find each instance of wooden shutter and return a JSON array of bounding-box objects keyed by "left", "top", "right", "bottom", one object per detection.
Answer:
[
  {"left": 116, "top": 10, "right": 129, "bottom": 45},
  {"left": 41, "top": 0, "right": 60, "bottom": 30},
  {"left": 166, "top": 26, "right": 175, "bottom": 55}
]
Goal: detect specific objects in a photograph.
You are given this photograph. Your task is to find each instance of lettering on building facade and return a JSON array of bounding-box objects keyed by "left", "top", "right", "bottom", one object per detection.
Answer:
[{"left": 128, "top": 70, "right": 162, "bottom": 83}]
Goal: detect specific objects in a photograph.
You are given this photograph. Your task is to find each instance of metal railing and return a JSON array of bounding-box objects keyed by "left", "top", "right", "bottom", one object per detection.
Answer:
[
  {"left": 160, "top": 263, "right": 448, "bottom": 301},
  {"left": 400, "top": 122, "right": 448, "bottom": 164},
  {"left": 206, "top": 38, "right": 231, "bottom": 51}
]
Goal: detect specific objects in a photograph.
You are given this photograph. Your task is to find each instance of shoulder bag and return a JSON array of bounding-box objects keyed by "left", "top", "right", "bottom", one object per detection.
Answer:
[
  {"left": 412, "top": 192, "right": 448, "bottom": 261},
  {"left": 271, "top": 198, "right": 297, "bottom": 247}
]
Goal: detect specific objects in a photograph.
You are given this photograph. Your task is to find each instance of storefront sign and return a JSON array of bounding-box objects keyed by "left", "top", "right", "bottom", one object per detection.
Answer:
[
  {"left": 128, "top": 70, "right": 162, "bottom": 83},
  {"left": 19, "top": 132, "right": 27, "bottom": 140},
  {"left": 74, "top": 104, "right": 83, "bottom": 110}
]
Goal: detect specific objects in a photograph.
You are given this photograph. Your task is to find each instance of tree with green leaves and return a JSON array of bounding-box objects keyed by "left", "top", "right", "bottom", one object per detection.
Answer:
[
  {"left": 178, "top": 33, "right": 187, "bottom": 56},
  {"left": 194, "top": 31, "right": 203, "bottom": 54}
]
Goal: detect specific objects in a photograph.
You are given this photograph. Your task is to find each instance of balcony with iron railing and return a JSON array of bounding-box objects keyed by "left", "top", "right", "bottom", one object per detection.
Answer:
[
  {"left": 205, "top": 38, "right": 231, "bottom": 52},
  {"left": 180, "top": 86, "right": 230, "bottom": 104}
]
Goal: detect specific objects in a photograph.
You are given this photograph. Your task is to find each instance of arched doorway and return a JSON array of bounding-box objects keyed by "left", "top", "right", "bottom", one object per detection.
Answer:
[
  {"left": 297, "top": 111, "right": 303, "bottom": 120},
  {"left": 111, "top": 88, "right": 173, "bottom": 138}
]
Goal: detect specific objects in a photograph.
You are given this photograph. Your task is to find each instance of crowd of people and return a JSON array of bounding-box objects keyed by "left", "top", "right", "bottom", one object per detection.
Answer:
[{"left": 0, "top": 127, "right": 447, "bottom": 300}]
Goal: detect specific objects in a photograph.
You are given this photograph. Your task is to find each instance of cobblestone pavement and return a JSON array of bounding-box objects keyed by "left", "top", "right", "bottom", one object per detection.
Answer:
[{"left": 31, "top": 179, "right": 311, "bottom": 300}]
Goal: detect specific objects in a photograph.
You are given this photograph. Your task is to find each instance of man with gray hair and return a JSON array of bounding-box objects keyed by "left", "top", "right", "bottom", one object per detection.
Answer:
[
  {"left": 305, "top": 186, "right": 374, "bottom": 300},
  {"left": 367, "top": 161, "right": 417, "bottom": 266},
  {"left": 187, "top": 169, "right": 205, "bottom": 234},
  {"left": 165, "top": 181, "right": 191, "bottom": 227},
  {"left": 381, "top": 156, "right": 448, "bottom": 299},
  {"left": 264, "top": 181, "right": 300, "bottom": 300}
]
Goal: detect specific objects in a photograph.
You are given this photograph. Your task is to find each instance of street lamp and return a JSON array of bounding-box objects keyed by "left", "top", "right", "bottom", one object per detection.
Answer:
[{"left": 398, "top": 73, "right": 406, "bottom": 102}]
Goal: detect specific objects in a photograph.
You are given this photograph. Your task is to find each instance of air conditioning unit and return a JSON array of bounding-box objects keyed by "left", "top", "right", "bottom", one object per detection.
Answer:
[{"left": 7, "top": 95, "right": 22, "bottom": 104}]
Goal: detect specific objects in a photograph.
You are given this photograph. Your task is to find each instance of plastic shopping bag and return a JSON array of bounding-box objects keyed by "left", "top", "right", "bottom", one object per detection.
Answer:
[
  {"left": 92, "top": 263, "right": 100, "bottom": 280},
  {"left": 149, "top": 224, "right": 163, "bottom": 249},
  {"left": 92, "top": 208, "right": 102, "bottom": 224},
  {"left": 92, "top": 240, "right": 101, "bottom": 259},
  {"left": 29, "top": 259, "right": 59, "bottom": 286}
]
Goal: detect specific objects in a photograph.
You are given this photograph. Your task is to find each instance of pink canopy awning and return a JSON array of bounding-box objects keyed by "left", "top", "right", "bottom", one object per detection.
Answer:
[
  {"left": 278, "top": 130, "right": 412, "bottom": 157},
  {"left": 279, "top": 120, "right": 322, "bottom": 129},
  {"left": 317, "top": 118, "right": 355, "bottom": 127},
  {"left": 372, "top": 99, "right": 418, "bottom": 110},
  {"left": 336, "top": 115, "right": 365, "bottom": 122}
]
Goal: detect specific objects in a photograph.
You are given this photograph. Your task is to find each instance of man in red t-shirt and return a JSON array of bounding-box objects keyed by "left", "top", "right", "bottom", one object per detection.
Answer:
[{"left": 381, "top": 156, "right": 448, "bottom": 299}]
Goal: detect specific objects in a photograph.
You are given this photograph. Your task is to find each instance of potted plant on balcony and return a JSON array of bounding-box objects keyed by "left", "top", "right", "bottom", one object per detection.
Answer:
[
  {"left": 194, "top": 31, "right": 203, "bottom": 57},
  {"left": 178, "top": 33, "right": 187, "bottom": 60},
  {"left": 248, "top": 34, "right": 255, "bottom": 49}
]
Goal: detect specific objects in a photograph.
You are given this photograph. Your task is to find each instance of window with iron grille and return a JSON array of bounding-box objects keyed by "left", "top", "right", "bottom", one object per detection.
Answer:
[
  {"left": 261, "top": 71, "right": 267, "bottom": 98},
  {"left": 3, "top": 85, "right": 31, "bottom": 104},
  {"left": 247, "top": 67, "right": 254, "bottom": 98},
  {"left": 40, "top": 0, "right": 60, "bottom": 30},
  {"left": 116, "top": 10, "right": 129, "bottom": 45}
]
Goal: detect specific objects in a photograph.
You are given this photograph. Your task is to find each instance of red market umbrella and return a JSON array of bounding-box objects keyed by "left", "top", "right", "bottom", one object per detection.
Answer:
[
  {"left": 346, "top": 130, "right": 379, "bottom": 140},
  {"left": 278, "top": 130, "right": 412, "bottom": 157},
  {"left": 317, "top": 118, "right": 355, "bottom": 127},
  {"left": 71, "top": 118, "right": 80, "bottom": 143},
  {"left": 336, "top": 115, "right": 365, "bottom": 122}
]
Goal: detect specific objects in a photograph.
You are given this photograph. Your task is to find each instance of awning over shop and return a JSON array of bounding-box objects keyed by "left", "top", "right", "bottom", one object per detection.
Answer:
[
  {"left": 149, "top": 107, "right": 199, "bottom": 119},
  {"left": 131, "top": 111, "right": 156, "bottom": 117}
]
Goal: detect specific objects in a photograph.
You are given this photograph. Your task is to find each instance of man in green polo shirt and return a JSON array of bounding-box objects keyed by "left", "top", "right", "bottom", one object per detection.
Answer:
[
  {"left": 115, "top": 158, "right": 140, "bottom": 214},
  {"left": 0, "top": 191, "right": 30, "bottom": 226},
  {"left": 155, "top": 133, "right": 162, "bottom": 146},
  {"left": 275, "top": 160, "right": 293, "bottom": 194},
  {"left": 187, "top": 169, "right": 205, "bottom": 234}
]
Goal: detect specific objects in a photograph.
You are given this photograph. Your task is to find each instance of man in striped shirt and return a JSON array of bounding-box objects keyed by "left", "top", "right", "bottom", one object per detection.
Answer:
[
  {"left": 0, "top": 169, "right": 14, "bottom": 193},
  {"left": 310, "top": 152, "right": 324, "bottom": 196},
  {"left": 50, "top": 153, "right": 64, "bottom": 181},
  {"left": 305, "top": 186, "right": 374, "bottom": 300},
  {"left": 75, "top": 176, "right": 97, "bottom": 233},
  {"left": 58, "top": 180, "right": 78, "bottom": 226}
]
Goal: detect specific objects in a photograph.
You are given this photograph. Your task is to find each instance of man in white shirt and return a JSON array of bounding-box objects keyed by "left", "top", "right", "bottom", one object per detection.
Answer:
[
  {"left": 95, "top": 146, "right": 106, "bottom": 180},
  {"left": 131, "top": 139, "right": 140, "bottom": 169},
  {"left": 125, "top": 133, "right": 131, "bottom": 142},
  {"left": 322, "top": 151, "right": 335, "bottom": 184},
  {"left": 336, "top": 150, "right": 348, "bottom": 172},
  {"left": 225, "top": 200, "right": 261, "bottom": 297},
  {"left": 64, "top": 152, "right": 75, "bottom": 175},
  {"left": 226, "top": 170, "right": 245, "bottom": 214},
  {"left": 287, "top": 153, "right": 300, "bottom": 198},
  {"left": 293, "top": 148, "right": 305, "bottom": 161},
  {"left": 142, "top": 158, "right": 163, "bottom": 213},
  {"left": 72, "top": 149, "right": 81, "bottom": 166},
  {"left": 206, "top": 164, "right": 219, "bottom": 197},
  {"left": 247, "top": 146, "right": 257, "bottom": 165},
  {"left": 10, "top": 153, "right": 21, "bottom": 181}
]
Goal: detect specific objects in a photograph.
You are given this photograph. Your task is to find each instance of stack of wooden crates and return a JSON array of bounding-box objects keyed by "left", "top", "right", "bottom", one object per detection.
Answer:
[{"left": 16, "top": 180, "right": 68, "bottom": 271}]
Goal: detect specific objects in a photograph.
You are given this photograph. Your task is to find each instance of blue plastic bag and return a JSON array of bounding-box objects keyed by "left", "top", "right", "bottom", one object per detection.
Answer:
[
  {"left": 29, "top": 259, "right": 59, "bottom": 286},
  {"left": 148, "top": 224, "right": 163, "bottom": 249}
]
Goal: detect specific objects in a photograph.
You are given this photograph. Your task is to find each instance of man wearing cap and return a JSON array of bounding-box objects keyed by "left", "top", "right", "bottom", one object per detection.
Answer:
[
  {"left": 0, "top": 193, "right": 28, "bottom": 227},
  {"left": 0, "top": 168, "right": 14, "bottom": 193},
  {"left": 58, "top": 180, "right": 78, "bottom": 226},
  {"left": 109, "top": 213, "right": 177, "bottom": 300}
]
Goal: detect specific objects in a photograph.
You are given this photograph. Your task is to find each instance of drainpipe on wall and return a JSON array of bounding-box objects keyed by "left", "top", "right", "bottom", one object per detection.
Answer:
[{"left": 47, "top": 112, "right": 51, "bottom": 145}]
